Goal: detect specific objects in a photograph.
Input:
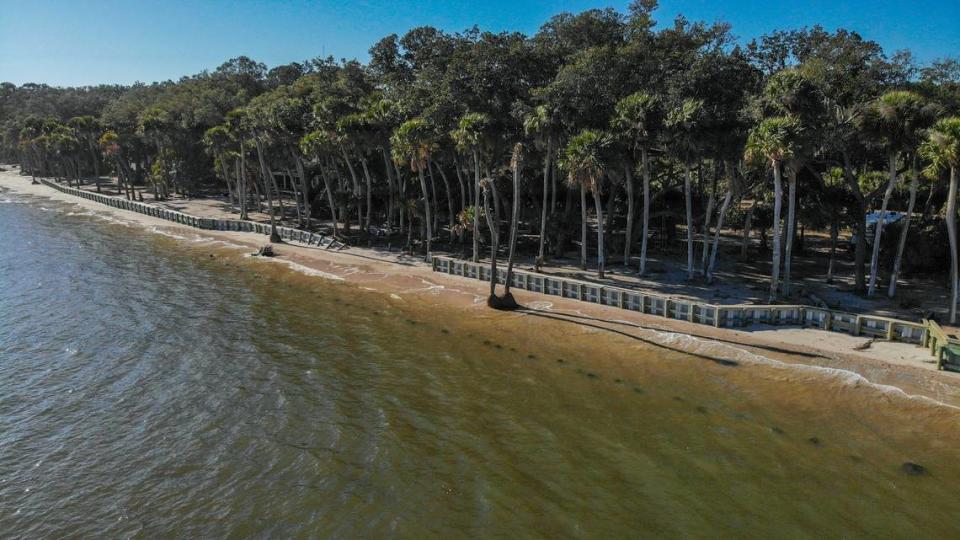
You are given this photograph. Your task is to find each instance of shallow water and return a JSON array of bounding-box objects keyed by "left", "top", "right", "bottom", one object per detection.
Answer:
[{"left": 2, "top": 186, "right": 960, "bottom": 538}]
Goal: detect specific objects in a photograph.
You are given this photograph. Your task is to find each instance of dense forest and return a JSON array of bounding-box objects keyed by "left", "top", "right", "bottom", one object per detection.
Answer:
[{"left": 2, "top": 2, "right": 960, "bottom": 318}]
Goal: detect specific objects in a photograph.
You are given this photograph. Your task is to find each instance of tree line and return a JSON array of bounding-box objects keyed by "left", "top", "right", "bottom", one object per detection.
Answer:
[{"left": 2, "top": 2, "right": 960, "bottom": 318}]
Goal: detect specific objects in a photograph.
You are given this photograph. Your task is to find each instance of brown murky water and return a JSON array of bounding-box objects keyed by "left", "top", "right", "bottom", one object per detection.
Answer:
[{"left": 2, "top": 189, "right": 959, "bottom": 538}]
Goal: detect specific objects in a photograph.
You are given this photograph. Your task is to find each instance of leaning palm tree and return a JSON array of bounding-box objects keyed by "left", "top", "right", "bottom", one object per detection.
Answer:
[
  {"left": 391, "top": 119, "right": 437, "bottom": 260},
  {"left": 666, "top": 99, "right": 704, "bottom": 281},
  {"left": 920, "top": 117, "right": 960, "bottom": 324},
  {"left": 745, "top": 116, "right": 800, "bottom": 301},
  {"left": 504, "top": 144, "right": 524, "bottom": 297},
  {"left": 561, "top": 130, "right": 610, "bottom": 279},
  {"left": 863, "top": 91, "right": 936, "bottom": 297},
  {"left": 479, "top": 177, "right": 500, "bottom": 299},
  {"left": 612, "top": 92, "right": 663, "bottom": 275}
]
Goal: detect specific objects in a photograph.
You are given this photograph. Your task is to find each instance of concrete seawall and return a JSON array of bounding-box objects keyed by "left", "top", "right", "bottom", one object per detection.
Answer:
[
  {"left": 39, "top": 179, "right": 339, "bottom": 248},
  {"left": 431, "top": 256, "right": 943, "bottom": 356}
]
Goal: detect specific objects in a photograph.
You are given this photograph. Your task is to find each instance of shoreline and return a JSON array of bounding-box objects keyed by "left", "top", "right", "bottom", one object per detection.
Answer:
[{"left": 4, "top": 170, "right": 960, "bottom": 409}]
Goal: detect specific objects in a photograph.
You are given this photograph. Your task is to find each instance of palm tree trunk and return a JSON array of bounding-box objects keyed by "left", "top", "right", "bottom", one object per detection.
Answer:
[
  {"left": 382, "top": 145, "right": 396, "bottom": 227},
  {"left": 868, "top": 154, "right": 898, "bottom": 296},
  {"left": 286, "top": 167, "right": 303, "bottom": 226},
  {"left": 604, "top": 181, "right": 616, "bottom": 243},
  {"left": 406, "top": 205, "right": 414, "bottom": 252},
  {"left": 505, "top": 160, "right": 522, "bottom": 296},
  {"left": 741, "top": 201, "right": 754, "bottom": 259},
  {"left": 254, "top": 137, "right": 281, "bottom": 243},
  {"left": 482, "top": 182, "right": 499, "bottom": 297},
  {"left": 707, "top": 189, "right": 732, "bottom": 283},
  {"left": 294, "top": 154, "right": 311, "bottom": 229},
  {"left": 827, "top": 217, "right": 839, "bottom": 282},
  {"left": 435, "top": 162, "right": 456, "bottom": 242},
  {"left": 639, "top": 147, "right": 651, "bottom": 275},
  {"left": 339, "top": 145, "right": 360, "bottom": 194},
  {"left": 580, "top": 184, "right": 588, "bottom": 270},
  {"left": 537, "top": 137, "right": 553, "bottom": 267},
  {"left": 888, "top": 169, "right": 918, "bottom": 298},
  {"left": 89, "top": 142, "right": 101, "bottom": 191},
  {"left": 220, "top": 156, "right": 235, "bottom": 208},
  {"left": 923, "top": 178, "right": 940, "bottom": 218},
  {"left": 225, "top": 164, "right": 236, "bottom": 207},
  {"left": 684, "top": 163, "right": 694, "bottom": 280},
  {"left": 250, "top": 166, "right": 263, "bottom": 213},
  {"left": 472, "top": 149, "right": 481, "bottom": 262},
  {"left": 624, "top": 164, "right": 634, "bottom": 267},
  {"left": 418, "top": 167, "right": 432, "bottom": 260},
  {"left": 360, "top": 158, "right": 374, "bottom": 231},
  {"left": 453, "top": 155, "right": 467, "bottom": 213},
  {"left": 551, "top": 159, "right": 558, "bottom": 212},
  {"left": 782, "top": 169, "right": 798, "bottom": 297},
  {"left": 946, "top": 166, "right": 958, "bottom": 324},
  {"left": 593, "top": 187, "right": 605, "bottom": 279},
  {"left": 770, "top": 161, "right": 783, "bottom": 301},
  {"left": 700, "top": 186, "right": 716, "bottom": 276},
  {"left": 428, "top": 162, "right": 439, "bottom": 235},
  {"left": 235, "top": 156, "right": 248, "bottom": 220}
]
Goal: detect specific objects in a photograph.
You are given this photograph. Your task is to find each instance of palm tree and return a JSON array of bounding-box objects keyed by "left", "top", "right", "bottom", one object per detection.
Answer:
[
  {"left": 888, "top": 156, "right": 921, "bottom": 298},
  {"left": 864, "top": 91, "right": 936, "bottom": 297},
  {"left": 921, "top": 117, "right": 960, "bottom": 324},
  {"left": 523, "top": 105, "right": 558, "bottom": 270},
  {"left": 561, "top": 130, "right": 610, "bottom": 279},
  {"left": 99, "top": 130, "right": 134, "bottom": 199},
  {"left": 67, "top": 116, "right": 103, "bottom": 188},
  {"left": 300, "top": 131, "right": 340, "bottom": 236},
  {"left": 137, "top": 106, "right": 174, "bottom": 199},
  {"left": 480, "top": 177, "right": 500, "bottom": 298},
  {"left": 202, "top": 125, "right": 238, "bottom": 209},
  {"left": 666, "top": 99, "right": 704, "bottom": 281},
  {"left": 761, "top": 70, "right": 821, "bottom": 298},
  {"left": 612, "top": 92, "right": 662, "bottom": 275},
  {"left": 781, "top": 159, "right": 802, "bottom": 297},
  {"left": 243, "top": 110, "right": 283, "bottom": 242},
  {"left": 391, "top": 119, "right": 437, "bottom": 260},
  {"left": 363, "top": 97, "right": 401, "bottom": 228},
  {"left": 706, "top": 161, "right": 739, "bottom": 284},
  {"left": 503, "top": 143, "right": 524, "bottom": 304},
  {"left": 745, "top": 116, "right": 800, "bottom": 301},
  {"left": 451, "top": 113, "right": 491, "bottom": 263}
]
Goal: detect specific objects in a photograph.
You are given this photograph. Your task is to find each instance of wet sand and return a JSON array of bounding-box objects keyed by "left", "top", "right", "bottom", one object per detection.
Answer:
[{"left": 3, "top": 170, "right": 960, "bottom": 408}]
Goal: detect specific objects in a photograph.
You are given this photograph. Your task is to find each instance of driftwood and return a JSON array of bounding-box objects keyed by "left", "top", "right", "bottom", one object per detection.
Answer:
[
  {"left": 254, "top": 244, "right": 275, "bottom": 257},
  {"left": 853, "top": 338, "right": 875, "bottom": 351}
]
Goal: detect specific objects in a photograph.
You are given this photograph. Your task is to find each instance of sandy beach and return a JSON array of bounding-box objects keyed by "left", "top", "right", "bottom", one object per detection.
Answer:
[{"left": 4, "top": 169, "right": 960, "bottom": 408}]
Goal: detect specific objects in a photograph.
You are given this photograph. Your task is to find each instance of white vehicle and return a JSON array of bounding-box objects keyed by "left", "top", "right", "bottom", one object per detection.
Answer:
[{"left": 849, "top": 211, "right": 905, "bottom": 248}]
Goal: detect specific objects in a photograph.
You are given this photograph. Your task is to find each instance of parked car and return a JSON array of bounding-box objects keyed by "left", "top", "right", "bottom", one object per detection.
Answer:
[{"left": 849, "top": 211, "right": 905, "bottom": 248}]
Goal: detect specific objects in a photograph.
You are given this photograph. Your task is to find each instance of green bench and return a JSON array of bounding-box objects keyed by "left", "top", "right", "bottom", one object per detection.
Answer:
[{"left": 938, "top": 343, "right": 960, "bottom": 372}]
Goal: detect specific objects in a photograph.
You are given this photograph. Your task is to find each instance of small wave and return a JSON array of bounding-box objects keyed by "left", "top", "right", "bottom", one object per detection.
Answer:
[
  {"left": 149, "top": 227, "right": 189, "bottom": 240},
  {"left": 398, "top": 279, "right": 445, "bottom": 295},
  {"left": 257, "top": 257, "right": 345, "bottom": 281},
  {"left": 645, "top": 326, "right": 960, "bottom": 411}
]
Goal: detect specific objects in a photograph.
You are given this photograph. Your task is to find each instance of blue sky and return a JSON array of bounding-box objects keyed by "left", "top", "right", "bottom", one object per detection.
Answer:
[{"left": 1, "top": 0, "right": 957, "bottom": 87}]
